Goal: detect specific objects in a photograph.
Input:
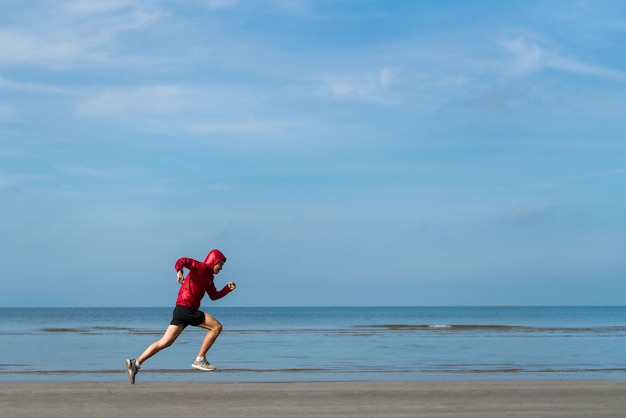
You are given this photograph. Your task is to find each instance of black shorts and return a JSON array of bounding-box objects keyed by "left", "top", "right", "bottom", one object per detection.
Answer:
[{"left": 170, "top": 306, "right": 206, "bottom": 328}]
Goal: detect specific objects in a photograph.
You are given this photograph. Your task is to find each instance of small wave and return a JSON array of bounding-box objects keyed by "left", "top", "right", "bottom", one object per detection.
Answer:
[
  {"left": 41, "top": 327, "right": 161, "bottom": 335},
  {"left": 423, "top": 367, "right": 626, "bottom": 374},
  {"left": 355, "top": 324, "right": 626, "bottom": 333},
  {"left": 42, "top": 328, "right": 88, "bottom": 333}
]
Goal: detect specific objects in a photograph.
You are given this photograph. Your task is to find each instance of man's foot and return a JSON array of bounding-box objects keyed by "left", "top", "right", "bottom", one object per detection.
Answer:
[
  {"left": 192, "top": 358, "right": 217, "bottom": 371},
  {"left": 125, "top": 359, "right": 139, "bottom": 384}
]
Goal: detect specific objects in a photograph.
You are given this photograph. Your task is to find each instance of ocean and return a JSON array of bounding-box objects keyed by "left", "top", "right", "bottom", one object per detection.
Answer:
[{"left": 0, "top": 306, "right": 624, "bottom": 382}]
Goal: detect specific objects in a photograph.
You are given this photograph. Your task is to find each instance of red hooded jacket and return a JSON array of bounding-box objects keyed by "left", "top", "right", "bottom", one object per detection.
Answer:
[{"left": 174, "top": 249, "right": 231, "bottom": 309}]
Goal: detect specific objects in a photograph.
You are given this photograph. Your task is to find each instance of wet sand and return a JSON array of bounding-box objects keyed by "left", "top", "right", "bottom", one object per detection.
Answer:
[{"left": 1, "top": 380, "right": 625, "bottom": 417}]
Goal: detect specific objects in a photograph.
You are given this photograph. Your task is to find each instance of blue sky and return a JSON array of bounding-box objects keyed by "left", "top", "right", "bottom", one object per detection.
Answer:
[{"left": 1, "top": 0, "right": 625, "bottom": 307}]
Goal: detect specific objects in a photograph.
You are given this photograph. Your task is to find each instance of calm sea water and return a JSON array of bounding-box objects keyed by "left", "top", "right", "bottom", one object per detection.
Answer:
[{"left": 0, "top": 306, "right": 624, "bottom": 382}]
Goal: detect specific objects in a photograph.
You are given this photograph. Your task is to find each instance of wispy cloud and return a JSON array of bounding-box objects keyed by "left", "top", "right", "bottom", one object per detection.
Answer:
[
  {"left": 205, "top": 183, "right": 229, "bottom": 192},
  {"left": 326, "top": 67, "right": 401, "bottom": 103},
  {"left": 503, "top": 204, "right": 553, "bottom": 225},
  {"left": 500, "top": 36, "right": 626, "bottom": 81},
  {"left": 271, "top": 0, "right": 309, "bottom": 14},
  {"left": 0, "top": 171, "right": 47, "bottom": 190},
  {"left": 530, "top": 182, "right": 562, "bottom": 190},
  {"left": 62, "top": 0, "right": 136, "bottom": 16},
  {"left": 0, "top": 5, "right": 160, "bottom": 67},
  {"left": 202, "top": 0, "right": 239, "bottom": 10},
  {"left": 76, "top": 86, "right": 196, "bottom": 118},
  {"left": 76, "top": 84, "right": 293, "bottom": 140},
  {"left": 0, "top": 75, "right": 65, "bottom": 93},
  {"left": 187, "top": 119, "right": 291, "bottom": 137},
  {"left": 548, "top": 55, "right": 626, "bottom": 81},
  {"left": 0, "top": 28, "right": 82, "bottom": 66},
  {"left": 62, "top": 0, "right": 138, "bottom": 15},
  {"left": 60, "top": 165, "right": 115, "bottom": 179},
  {"left": 0, "top": 102, "right": 15, "bottom": 120},
  {"left": 501, "top": 37, "right": 544, "bottom": 74}
]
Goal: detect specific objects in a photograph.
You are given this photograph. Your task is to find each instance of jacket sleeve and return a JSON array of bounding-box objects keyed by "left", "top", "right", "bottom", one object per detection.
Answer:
[
  {"left": 206, "top": 282, "right": 232, "bottom": 300},
  {"left": 174, "top": 257, "right": 201, "bottom": 272}
]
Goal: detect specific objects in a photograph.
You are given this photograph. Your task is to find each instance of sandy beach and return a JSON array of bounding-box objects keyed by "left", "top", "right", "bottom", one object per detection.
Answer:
[{"left": 1, "top": 380, "right": 624, "bottom": 417}]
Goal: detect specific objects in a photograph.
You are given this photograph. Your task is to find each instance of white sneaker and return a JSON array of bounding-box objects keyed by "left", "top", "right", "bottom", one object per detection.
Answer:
[
  {"left": 192, "top": 358, "right": 217, "bottom": 371},
  {"left": 125, "top": 359, "right": 140, "bottom": 384}
]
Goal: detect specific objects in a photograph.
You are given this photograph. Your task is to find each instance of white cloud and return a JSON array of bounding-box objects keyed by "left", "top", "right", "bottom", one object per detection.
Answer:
[
  {"left": 62, "top": 0, "right": 135, "bottom": 15},
  {"left": 271, "top": 0, "right": 308, "bottom": 14},
  {"left": 75, "top": 85, "right": 293, "bottom": 140},
  {"left": 60, "top": 165, "right": 113, "bottom": 178},
  {"left": 0, "top": 103, "right": 15, "bottom": 120},
  {"left": 326, "top": 67, "right": 401, "bottom": 103},
  {"left": 187, "top": 119, "right": 290, "bottom": 136},
  {"left": 530, "top": 182, "right": 562, "bottom": 190},
  {"left": 605, "top": 167, "right": 626, "bottom": 175},
  {"left": 0, "top": 75, "right": 65, "bottom": 93},
  {"left": 76, "top": 84, "right": 255, "bottom": 125},
  {"left": 0, "top": 171, "right": 47, "bottom": 190},
  {"left": 77, "top": 86, "right": 193, "bottom": 118},
  {"left": 206, "top": 183, "right": 229, "bottom": 192},
  {"left": 0, "top": 5, "right": 160, "bottom": 67},
  {"left": 501, "top": 36, "right": 626, "bottom": 81},
  {"left": 0, "top": 29, "right": 54, "bottom": 63},
  {"left": 203, "top": 0, "right": 239, "bottom": 10},
  {"left": 503, "top": 204, "right": 552, "bottom": 225},
  {"left": 379, "top": 67, "right": 400, "bottom": 88},
  {"left": 501, "top": 38, "right": 543, "bottom": 74},
  {"left": 548, "top": 56, "right": 626, "bottom": 81}
]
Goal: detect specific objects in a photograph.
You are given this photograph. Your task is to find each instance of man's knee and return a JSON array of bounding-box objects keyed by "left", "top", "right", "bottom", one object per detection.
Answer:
[{"left": 204, "top": 314, "right": 222, "bottom": 333}]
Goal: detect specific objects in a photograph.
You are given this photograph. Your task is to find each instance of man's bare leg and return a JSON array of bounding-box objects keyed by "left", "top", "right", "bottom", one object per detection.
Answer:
[
  {"left": 191, "top": 313, "right": 222, "bottom": 371},
  {"left": 126, "top": 324, "right": 184, "bottom": 383},
  {"left": 137, "top": 324, "right": 184, "bottom": 364}
]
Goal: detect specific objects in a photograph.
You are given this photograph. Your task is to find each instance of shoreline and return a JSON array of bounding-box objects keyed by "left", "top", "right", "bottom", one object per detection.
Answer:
[{"left": 1, "top": 380, "right": 625, "bottom": 417}]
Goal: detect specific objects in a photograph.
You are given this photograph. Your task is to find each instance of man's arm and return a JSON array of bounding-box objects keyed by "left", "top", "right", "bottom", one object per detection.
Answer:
[
  {"left": 207, "top": 281, "right": 236, "bottom": 300},
  {"left": 174, "top": 257, "right": 201, "bottom": 284}
]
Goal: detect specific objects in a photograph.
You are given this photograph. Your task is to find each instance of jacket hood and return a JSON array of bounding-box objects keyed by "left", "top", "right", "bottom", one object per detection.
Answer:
[{"left": 204, "top": 249, "right": 226, "bottom": 268}]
